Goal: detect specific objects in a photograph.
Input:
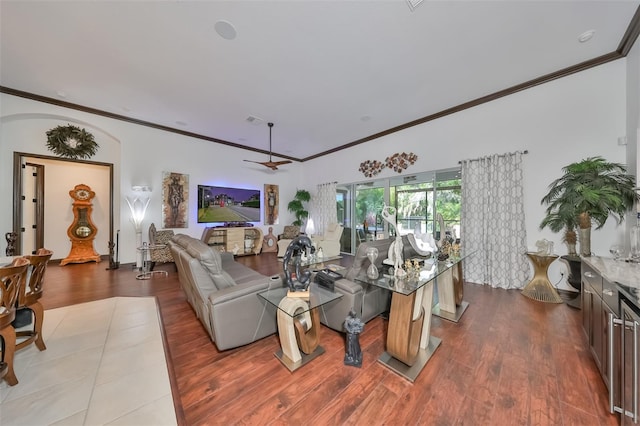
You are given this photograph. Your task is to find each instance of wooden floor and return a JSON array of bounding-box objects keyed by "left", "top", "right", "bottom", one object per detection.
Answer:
[{"left": 38, "top": 253, "right": 619, "bottom": 425}]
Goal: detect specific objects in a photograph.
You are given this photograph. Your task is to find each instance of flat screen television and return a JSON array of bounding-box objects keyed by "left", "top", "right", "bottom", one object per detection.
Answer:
[{"left": 197, "top": 185, "right": 261, "bottom": 224}]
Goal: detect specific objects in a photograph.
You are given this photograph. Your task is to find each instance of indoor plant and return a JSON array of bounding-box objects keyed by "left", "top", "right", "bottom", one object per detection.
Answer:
[
  {"left": 540, "top": 156, "right": 639, "bottom": 257},
  {"left": 287, "top": 189, "right": 311, "bottom": 227}
]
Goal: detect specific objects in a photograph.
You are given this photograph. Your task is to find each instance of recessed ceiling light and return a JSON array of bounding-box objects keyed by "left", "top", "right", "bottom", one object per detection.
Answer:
[
  {"left": 215, "top": 20, "right": 237, "bottom": 40},
  {"left": 360, "top": 115, "right": 371, "bottom": 122},
  {"left": 175, "top": 121, "right": 188, "bottom": 126},
  {"left": 578, "top": 30, "right": 595, "bottom": 43},
  {"left": 56, "top": 91, "right": 67, "bottom": 98}
]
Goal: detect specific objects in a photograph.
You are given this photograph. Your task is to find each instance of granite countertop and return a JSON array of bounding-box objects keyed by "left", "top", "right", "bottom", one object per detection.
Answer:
[{"left": 582, "top": 256, "right": 640, "bottom": 288}]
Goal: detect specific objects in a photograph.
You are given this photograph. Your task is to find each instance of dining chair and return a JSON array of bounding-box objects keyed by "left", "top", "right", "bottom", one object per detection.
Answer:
[
  {"left": 0, "top": 257, "right": 30, "bottom": 386},
  {"left": 15, "top": 248, "right": 53, "bottom": 351}
]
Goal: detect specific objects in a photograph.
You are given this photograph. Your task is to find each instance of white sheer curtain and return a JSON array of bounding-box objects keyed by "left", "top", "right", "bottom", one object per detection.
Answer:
[
  {"left": 460, "top": 151, "right": 529, "bottom": 289},
  {"left": 312, "top": 182, "right": 337, "bottom": 236}
]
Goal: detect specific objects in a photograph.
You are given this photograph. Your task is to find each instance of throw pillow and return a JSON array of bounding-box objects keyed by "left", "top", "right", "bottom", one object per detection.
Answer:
[{"left": 282, "top": 226, "right": 299, "bottom": 240}]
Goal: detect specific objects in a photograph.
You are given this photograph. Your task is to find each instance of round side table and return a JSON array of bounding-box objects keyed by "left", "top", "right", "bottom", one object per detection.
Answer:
[{"left": 521, "top": 252, "right": 563, "bottom": 303}]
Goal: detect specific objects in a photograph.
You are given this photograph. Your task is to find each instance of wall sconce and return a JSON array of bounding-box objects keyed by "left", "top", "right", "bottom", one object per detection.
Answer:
[{"left": 126, "top": 185, "right": 151, "bottom": 269}]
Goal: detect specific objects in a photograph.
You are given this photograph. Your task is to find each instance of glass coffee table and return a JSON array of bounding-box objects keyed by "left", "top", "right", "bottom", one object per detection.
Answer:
[
  {"left": 354, "top": 253, "right": 472, "bottom": 382},
  {"left": 258, "top": 282, "right": 342, "bottom": 372}
]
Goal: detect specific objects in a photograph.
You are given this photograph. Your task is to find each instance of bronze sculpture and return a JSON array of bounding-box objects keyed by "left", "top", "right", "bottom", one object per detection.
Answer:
[
  {"left": 344, "top": 309, "right": 364, "bottom": 367},
  {"left": 282, "top": 236, "right": 315, "bottom": 292}
]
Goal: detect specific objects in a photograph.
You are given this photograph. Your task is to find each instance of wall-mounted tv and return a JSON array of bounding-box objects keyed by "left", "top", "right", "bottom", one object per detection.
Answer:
[{"left": 197, "top": 185, "right": 261, "bottom": 224}]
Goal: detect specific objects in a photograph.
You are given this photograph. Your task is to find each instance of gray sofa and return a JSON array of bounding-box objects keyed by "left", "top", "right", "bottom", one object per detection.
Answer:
[
  {"left": 318, "top": 235, "right": 431, "bottom": 332},
  {"left": 168, "top": 234, "right": 281, "bottom": 350},
  {"left": 318, "top": 238, "right": 394, "bottom": 331}
]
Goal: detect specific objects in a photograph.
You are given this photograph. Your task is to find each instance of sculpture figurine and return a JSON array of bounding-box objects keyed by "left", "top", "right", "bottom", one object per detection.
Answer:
[
  {"left": 282, "top": 236, "right": 315, "bottom": 292},
  {"left": 381, "top": 204, "right": 405, "bottom": 277},
  {"left": 344, "top": 309, "right": 364, "bottom": 367},
  {"left": 5, "top": 231, "right": 17, "bottom": 256}
]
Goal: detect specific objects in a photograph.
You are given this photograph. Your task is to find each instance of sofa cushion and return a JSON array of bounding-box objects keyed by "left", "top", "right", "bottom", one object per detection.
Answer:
[
  {"left": 213, "top": 270, "right": 237, "bottom": 289},
  {"left": 344, "top": 238, "right": 393, "bottom": 281},
  {"left": 186, "top": 239, "right": 223, "bottom": 274}
]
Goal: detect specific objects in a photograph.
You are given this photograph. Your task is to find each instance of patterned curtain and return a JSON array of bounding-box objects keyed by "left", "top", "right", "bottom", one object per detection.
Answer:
[
  {"left": 460, "top": 152, "right": 529, "bottom": 289},
  {"left": 313, "top": 182, "right": 337, "bottom": 235}
]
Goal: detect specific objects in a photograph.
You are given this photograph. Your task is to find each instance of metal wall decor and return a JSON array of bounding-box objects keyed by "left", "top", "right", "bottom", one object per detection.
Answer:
[
  {"left": 358, "top": 152, "right": 418, "bottom": 177},
  {"left": 385, "top": 152, "right": 418, "bottom": 173}
]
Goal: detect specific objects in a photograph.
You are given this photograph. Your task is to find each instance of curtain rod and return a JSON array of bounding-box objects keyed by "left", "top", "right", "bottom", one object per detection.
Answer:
[{"left": 458, "top": 149, "right": 528, "bottom": 164}]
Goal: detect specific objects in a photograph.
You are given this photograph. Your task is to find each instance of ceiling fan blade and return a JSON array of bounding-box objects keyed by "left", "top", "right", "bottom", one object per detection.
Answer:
[
  {"left": 243, "top": 123, "right": 291, "bottom": 170},
  {"left": 244, "top": 159, "right": 280, "bottom": 170}
]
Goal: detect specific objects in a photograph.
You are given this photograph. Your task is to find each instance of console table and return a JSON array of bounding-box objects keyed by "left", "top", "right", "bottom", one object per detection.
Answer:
[
  {"left": 258, "top": 282, "right": 342, "bottom": 371},
  {"left": 355, "top": 253, "right": 471, "bottom": 382},
  {"left": 201, "top": 226, "right": 263, "bottom": 256},
  {"left": 432, "top": 260, "right": 469, "bottom": 322}
]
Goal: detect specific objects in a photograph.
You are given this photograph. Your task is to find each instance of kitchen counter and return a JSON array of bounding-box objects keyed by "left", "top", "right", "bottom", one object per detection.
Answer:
[
  {"left": 583, "top": 256, "right": 640, "bottom": 308},
  {"left": 582, "top": 256, "right": 640, "bottom": 288}
]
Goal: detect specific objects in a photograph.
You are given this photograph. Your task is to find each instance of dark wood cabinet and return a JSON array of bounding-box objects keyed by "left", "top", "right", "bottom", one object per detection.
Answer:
[{"left": 582, "top": 261, "right": 621, "bottom": 415}]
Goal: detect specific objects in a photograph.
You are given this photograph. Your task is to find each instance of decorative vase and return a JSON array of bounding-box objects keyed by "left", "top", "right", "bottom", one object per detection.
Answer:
[{"left": 365, "top": 247, "right": 379, "bottom": 279}]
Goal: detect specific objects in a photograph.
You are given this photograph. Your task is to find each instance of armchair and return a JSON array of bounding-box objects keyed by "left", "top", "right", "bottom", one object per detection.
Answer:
[
  {"left": 148, "top": 223, "right": 174, "bottom": 270},
  {"left": 312, "top": 223, "right": 344, "bottom": 258},
  {"left": 277, "top": 225, "right": 301, "bottom": 257}
]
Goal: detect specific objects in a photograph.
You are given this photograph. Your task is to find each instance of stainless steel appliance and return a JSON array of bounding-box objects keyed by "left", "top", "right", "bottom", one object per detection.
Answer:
[{"left": 620, "top": 298, "right": 640, "bottom": 424}]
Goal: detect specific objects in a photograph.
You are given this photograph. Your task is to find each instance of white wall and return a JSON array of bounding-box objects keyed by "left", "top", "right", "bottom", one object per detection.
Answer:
[
  {"left": 0, "top": 95, "right": 304, "bottom": 263},
  {"left": 0, "top": 58, "right": 631, "bottom": 285},
  {"left": 302, "top": 60, "right": 628, "bottom": 289}
]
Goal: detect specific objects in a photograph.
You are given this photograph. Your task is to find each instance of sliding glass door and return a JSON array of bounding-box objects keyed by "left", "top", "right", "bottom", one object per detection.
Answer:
[{"left": 338, "top": 167, "right": 461, "bottom": 255}]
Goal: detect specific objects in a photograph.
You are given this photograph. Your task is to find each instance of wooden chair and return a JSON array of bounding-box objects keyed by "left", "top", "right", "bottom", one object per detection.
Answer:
[
  {"left": 15, "top": 248, "right": 53, "bottom": 351},
  {"left": 0, "top": 257, "right": 29, "bottom": 386}
]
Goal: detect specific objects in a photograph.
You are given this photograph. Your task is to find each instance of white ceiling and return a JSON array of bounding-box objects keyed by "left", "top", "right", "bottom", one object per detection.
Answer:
[{"left": 1, "top": 1, "right": 639, "bottom": 162}]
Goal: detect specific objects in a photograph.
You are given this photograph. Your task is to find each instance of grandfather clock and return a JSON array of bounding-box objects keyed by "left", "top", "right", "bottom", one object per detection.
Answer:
[{"left": 61, "top": 184, "right": 101, "bottom": 266}]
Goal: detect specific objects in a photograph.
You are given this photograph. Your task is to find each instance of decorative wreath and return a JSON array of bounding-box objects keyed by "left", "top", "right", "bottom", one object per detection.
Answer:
[{"left": 46, "top": 125, "right": 99, "bottom": 159}]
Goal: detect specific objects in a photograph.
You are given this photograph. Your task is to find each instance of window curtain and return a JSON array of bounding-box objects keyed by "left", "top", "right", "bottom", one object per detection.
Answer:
[
  {"left": 312, "top": 182, "right": 337, "bottom": 236},
  {"left": 460, "top": 151, "right": 529, "bottom": 289}
]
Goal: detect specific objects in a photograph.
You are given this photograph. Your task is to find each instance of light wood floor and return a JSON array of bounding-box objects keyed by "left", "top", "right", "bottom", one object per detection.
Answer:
[{"left": 38, "top": 253, "right": 618, "bottom": 425}]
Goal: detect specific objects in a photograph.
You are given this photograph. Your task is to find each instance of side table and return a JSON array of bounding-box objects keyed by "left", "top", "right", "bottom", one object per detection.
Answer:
[
  {"left": 258, "top": 283, "right": 342, "bottom": 371},
  {"left": 136, "top": 243, "right": 169, "bottom": 280},
  {"left": 432, "top": 259, "right": 469, "bottom": 322},
  {"left": 521, "top": 252, "right": 562, "bottom": 303}
]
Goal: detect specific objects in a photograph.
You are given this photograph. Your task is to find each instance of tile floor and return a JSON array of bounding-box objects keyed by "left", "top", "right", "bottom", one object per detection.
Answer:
[{"left": 0, "top": 297, "right": 176, "bottom": 425}]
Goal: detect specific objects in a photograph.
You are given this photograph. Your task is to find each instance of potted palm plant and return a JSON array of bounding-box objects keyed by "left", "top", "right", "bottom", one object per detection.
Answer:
[
  {"left": 540, "top": 156, "right": 639, "bottom": 258},
  {"left": 287, "top": 189, "right": 311, "bottom": 227}
]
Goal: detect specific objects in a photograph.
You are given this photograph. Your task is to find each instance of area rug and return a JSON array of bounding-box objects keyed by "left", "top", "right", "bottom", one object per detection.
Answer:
[{"left": 0, "top": 297, "right": 176, "bottom": 425}]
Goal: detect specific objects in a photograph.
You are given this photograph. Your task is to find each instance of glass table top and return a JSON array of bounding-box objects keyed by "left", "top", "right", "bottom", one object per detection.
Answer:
[
  {"left": 354, "top": 251, "right": 474, "bottom": 296},
  {"left": 258, "top": 282, "right": 343, "bottom": 317},
  {"left": 286, "top": 254, "right": 343, "bottom": 269}
]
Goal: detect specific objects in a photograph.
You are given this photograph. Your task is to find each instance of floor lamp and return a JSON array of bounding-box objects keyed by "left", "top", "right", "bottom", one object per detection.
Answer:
[{"left": 126, "top": 186, "right": 151, "bottom": 269}]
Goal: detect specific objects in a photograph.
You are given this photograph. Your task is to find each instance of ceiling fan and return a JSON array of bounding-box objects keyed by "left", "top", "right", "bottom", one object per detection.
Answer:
[{"left": 243, "top": 122, "right": 292, "bottom": 170}]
